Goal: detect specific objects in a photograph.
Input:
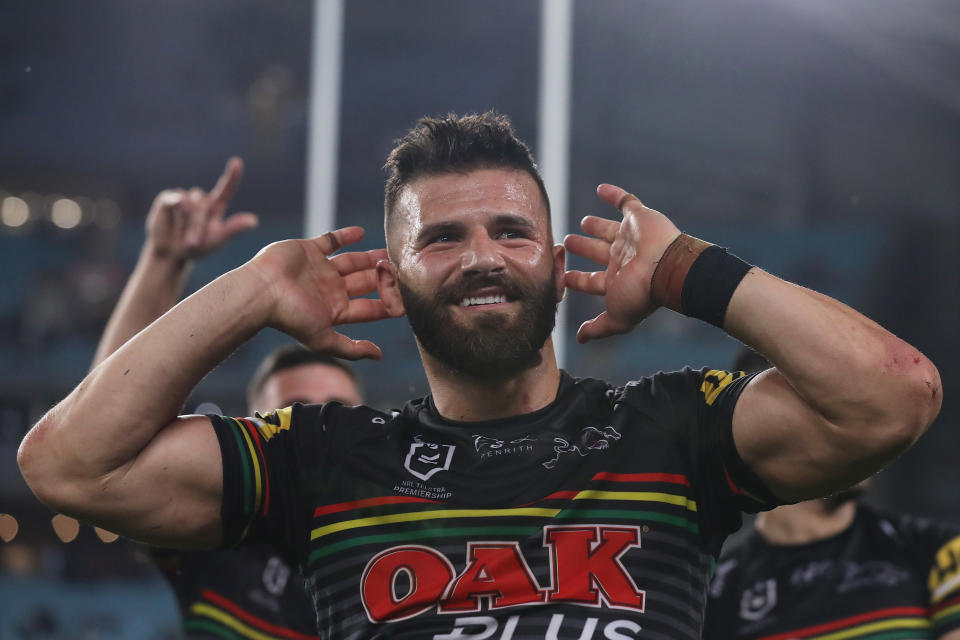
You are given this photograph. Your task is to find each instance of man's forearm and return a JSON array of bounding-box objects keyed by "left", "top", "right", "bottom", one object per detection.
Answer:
[
  {"left": 92, "top": 247, "right": 192, "bottom": 369},
  {"left": 22, "top": 264, "right": 270, "bottom": 490},
  {"left": 725, "top": 269, "right": 940, "bottom": 437}
]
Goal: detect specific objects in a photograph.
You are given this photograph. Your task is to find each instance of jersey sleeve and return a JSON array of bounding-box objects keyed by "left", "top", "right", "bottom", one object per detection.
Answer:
[
  {"left": 208, "top": 402, "right": 329, "bottom": 568},
  {"left": 624, "top": 367, "right": 783, "bottom": 554},
  {"left": 897, "top": 514, "right": 960, "bottom": 634}
]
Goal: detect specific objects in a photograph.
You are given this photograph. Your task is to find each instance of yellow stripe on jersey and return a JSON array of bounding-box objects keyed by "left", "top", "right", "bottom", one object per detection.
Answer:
[
  {"left": 231, "top": 418, "right": 263, "bottom": 528},
  {"left": 807, "top": 617, "right": 929, "bottom": 640},
  {"left": 190, "top": 603, "right": 277, "bottom": 640},
  {"left": 311, "top": 508, "right": 559, "bottom": 540},
  {"left": 934, "top": 601, "right": 960, "bottom": 623},
  {"left": 572, "top": 490, "right": 698, "bottom": 512},
  {"left": 700, "top": 369, "right": 742, "bottom": 406}
]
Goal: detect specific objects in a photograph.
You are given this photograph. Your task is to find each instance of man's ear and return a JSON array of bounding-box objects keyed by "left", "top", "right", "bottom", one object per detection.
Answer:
[
  {"left": 552, "top": 243, "right": 566, "bottom": 301},
  {"left": 376, "top": 259, "right": 406, "bottom": 317}
]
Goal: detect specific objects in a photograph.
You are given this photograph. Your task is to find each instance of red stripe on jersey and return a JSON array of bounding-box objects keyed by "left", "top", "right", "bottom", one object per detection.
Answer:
[
  {"left": 933, "top": 593, "right": 960, "bottom": 614},
  {"left": 515, "top": 490, "right": 579, "bottom": 507},
  {"left": 723, "top": 466, "right": 745, "bottom": 496},
  {"left": 200, "top": 588, "right": 319, "bottom": 639},
  {"left": 592, "top": 472, "right": 690, "bottom": 486},
  {"left": 314, "top": 495, "right": 439, "bottom": 518},
  {"left": 238, "top": 418, "right": 271, "bottom": 517},
  {"left": 757, "top": 606, "right": 929, "bottom": 640}
]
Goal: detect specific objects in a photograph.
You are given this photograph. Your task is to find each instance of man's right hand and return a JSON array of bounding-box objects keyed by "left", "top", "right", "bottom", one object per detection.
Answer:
[
  {"left": 247, "top": 226, "right": 394, "bottom": 361},
  {"left": 146, "top": 157, "right": 258, "bottom": 263}
]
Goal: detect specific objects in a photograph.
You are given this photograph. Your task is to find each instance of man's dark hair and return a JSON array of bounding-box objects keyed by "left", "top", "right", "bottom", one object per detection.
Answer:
[
  {"left": 383, "top": 111, "right": 551, "bottom": 237},
  {"left": 246, "top": 344, "right": 361, "bottom": 410}
]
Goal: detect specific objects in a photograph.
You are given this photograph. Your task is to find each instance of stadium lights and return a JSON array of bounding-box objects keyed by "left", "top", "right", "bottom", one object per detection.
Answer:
[
  {"left": 0, "top": 191, "right": 123, "bottom": 232},
  {"left": 51, "top": 197, "right": 82, "bottom": 229},
  {"left": 1, "top": 196, "right": 30, "bottom": 228}
]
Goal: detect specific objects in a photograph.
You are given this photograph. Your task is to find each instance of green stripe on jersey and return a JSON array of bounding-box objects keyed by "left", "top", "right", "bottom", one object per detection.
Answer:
[{"left": 183, "top": 618, "right": 242, "bottom": 640}]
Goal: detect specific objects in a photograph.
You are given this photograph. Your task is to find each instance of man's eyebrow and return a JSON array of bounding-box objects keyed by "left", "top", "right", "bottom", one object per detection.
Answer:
[
  {"left": 492, "top": 214, "right": 536, "bottom": 229},
  {"left": 416, "top": 220, "right": 465, "bottom": 241}
]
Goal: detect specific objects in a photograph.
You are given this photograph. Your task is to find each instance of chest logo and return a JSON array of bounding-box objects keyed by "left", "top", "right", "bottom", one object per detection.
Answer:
[
  {"left": 543, "top": 426, "right": 621, "bottom": 470},
  {"left": 739, "top": 578, "right": 777, "bottom": 621},
  {"left": 361, "top": 525, "right": 645, "bottom": 624},
  {"left": 473, "top": 434, "right": 537, "bottom": 460},
  {"left": 261, "top": 555, "right": 291, "bottom": 596},
  {"left": 405, "top": 436, "right": 456, "bottom": 481}
]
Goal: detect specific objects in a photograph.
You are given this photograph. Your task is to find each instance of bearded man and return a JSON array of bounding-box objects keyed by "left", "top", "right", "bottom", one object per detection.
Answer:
[{"left": 18, "top": 112, "right": 941, "bottom": 638}]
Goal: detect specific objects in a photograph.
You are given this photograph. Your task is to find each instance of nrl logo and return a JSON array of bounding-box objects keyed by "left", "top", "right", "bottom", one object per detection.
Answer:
[
  {"left": 404, "top": 436, "right": 456, "bottom": 481},
  {"left": 739, "top": 578, "right": 776, "bottom": 621}
]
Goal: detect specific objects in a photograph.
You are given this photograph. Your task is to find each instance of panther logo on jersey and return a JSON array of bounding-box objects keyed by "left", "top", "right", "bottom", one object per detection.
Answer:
[{"left": 543, "top": 426, "right": 621, "bottom": 470}]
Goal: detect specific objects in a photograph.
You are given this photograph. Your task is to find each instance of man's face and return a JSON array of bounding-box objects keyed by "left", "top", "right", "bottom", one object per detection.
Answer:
[
  {"left": 382, "top": 168, "right": 564, "bottom": 379},
  {"left": 251, "top": 362, "right": 362, "bottom": 414}
]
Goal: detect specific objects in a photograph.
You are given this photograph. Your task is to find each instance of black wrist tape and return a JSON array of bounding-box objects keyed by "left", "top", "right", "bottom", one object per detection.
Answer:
[{"left": 680, "top": 246, "right": 753, "bottom": 328}]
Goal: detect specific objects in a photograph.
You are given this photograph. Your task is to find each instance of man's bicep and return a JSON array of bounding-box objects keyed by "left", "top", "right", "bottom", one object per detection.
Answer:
[
  {"left": 98, "top": 415, "right": 224, "bottom": 548},
  {"left": 732, "top": 369, "right": 877, "bottom": 503}
]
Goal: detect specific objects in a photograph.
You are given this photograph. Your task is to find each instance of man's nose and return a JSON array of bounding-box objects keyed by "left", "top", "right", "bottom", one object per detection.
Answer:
[{"left": 461, "top": 232, "right": 506, "bottom": 274}]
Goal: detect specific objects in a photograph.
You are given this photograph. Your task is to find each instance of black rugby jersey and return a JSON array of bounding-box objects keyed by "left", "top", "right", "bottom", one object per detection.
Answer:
[
  {"left": 211, "top": 368, "right": 779, "bottom": 639},
  {"left": 704, "top": 505, "right": 960, "bottom": 639},
  {"left": 150, "top": 545, "right": 318, "bottom": 639}
]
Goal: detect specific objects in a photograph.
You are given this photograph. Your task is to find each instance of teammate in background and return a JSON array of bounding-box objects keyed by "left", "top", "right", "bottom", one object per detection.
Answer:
[
  {"left": 21, "top": 112, "right": 941, "bottom": 638},
  {"left": 89, "top": 160, "right": 362, "bottom": 638},
  {"left": 704, "top": 348, "right": 960, "bottom": 639}
]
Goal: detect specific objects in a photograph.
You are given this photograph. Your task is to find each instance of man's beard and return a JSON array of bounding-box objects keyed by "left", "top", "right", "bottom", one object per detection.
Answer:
[{"left": 398, "top": 269, "right": 560, "bottom": 381}]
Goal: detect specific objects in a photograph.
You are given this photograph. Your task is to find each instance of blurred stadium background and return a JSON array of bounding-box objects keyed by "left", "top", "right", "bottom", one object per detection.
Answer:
[{"left": 1, "top": 0, "right": 958, "bottom": 636}]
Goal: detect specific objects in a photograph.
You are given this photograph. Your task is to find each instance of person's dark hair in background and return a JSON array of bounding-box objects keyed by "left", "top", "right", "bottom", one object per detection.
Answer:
[{"left": 247, "top": 345, "right": 362, "bottom": 411}]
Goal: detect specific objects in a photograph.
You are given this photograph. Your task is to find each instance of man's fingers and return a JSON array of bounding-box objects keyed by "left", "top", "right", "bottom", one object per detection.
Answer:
[
  {"left": 183, "top": 196, "right": 207, "bottom": 248},
  {"left": 219, "top": 212, "right": 259, "bottom": 239},
  {"left": 314, "top": 226, "right": 366, "bottom": 256},
  {"left": 339, "top": 297, "right": 393, "bottom": 325},
  {"left": 209, "top": 157, "right": 244, "bottom": 211},
  {"left": 596, "top": 183, "right": 642, "bottom": 215},
  {"left": 580, "top": 216, "right": 620, "bottom": 243},
  {"left": 329, "top": 248, "right": 389, "bottom": 276},
  {"left": 157, "top": 190, "right": 185, "bottom": 211},
  {"left": 564, "top": 270, "right": 606, "bottom": 296},
  {"left": 311, "top": 332, "right": 382, "bottom": 361},
  {"left": 343, "top": 270, "right": 379, "bottom": 298},
  {"left": 576, "top": 312, "right": 629, "bottom": 344},
  {"left": 563, "top": 234, "right": 610, "bottom": 265}
]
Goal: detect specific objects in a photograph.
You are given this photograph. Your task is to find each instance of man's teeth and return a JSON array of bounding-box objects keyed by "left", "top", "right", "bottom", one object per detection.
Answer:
[{"left": 460, "top": 295, "right": 507, "bottom": 307}]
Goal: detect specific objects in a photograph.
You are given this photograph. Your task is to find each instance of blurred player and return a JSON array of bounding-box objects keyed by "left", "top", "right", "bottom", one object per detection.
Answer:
[
  {"left": 705, "top": 349, "right": 960, "bottom": 639},
  {"left": 90, "top": 160, "right": 363, "bottom": 638}
]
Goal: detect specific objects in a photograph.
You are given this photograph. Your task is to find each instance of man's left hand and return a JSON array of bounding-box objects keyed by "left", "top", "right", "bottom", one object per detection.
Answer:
[{"left": 563, "top": 183, "right": 681, "bottom": 343}]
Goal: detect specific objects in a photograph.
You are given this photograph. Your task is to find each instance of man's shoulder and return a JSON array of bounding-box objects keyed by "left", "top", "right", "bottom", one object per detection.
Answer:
[
  {"left": 860, "top": 503, "right": 960, "bottom": 549},
  {"left": 569, "top": 366, "right": 715, "bottom": 399}
]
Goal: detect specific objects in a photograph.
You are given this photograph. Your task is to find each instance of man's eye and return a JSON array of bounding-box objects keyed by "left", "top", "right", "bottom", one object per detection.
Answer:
[
  {"left": 429, "top": 233, "right": 456, "bottom": 244},
  {"left": 497, "top": 229, "right": 526, "bottom": 240}
]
